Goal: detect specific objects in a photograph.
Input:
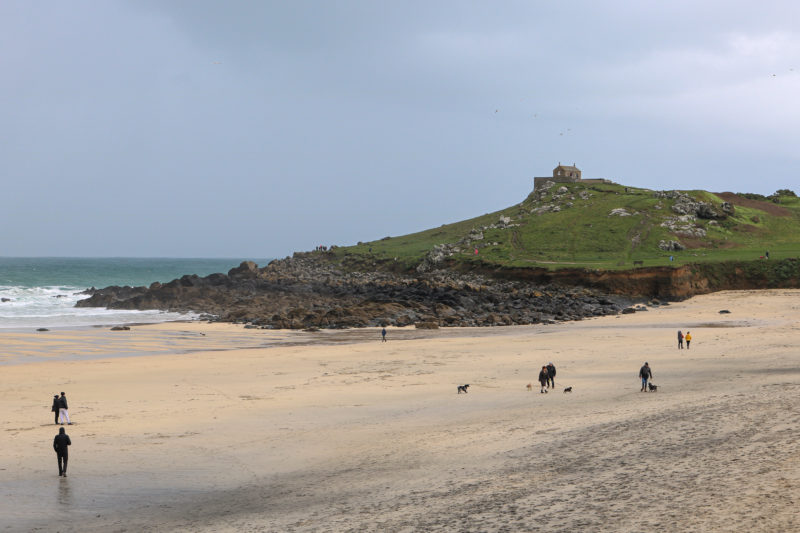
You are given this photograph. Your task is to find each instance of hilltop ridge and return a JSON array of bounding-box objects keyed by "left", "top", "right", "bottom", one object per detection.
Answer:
[{"left": 329, "top": 182, "right": 800, "bottom": 272}]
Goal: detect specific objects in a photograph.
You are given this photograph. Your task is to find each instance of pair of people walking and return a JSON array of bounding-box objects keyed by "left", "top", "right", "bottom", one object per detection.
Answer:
[
  {"left": 537, "top": 362, "right": 556, "bottom": 393},
  {"left": 51, "top": 392, "right": 71, "bottom": 425},
  {"left": 677, "top": 330, "right": 692, "bottom": 350}
]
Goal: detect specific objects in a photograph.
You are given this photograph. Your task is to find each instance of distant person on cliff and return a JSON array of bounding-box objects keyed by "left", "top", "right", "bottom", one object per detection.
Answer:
[
  {"left": 381, "top": 328, "right": 387, "bottom": 342},
  {"left": 58, "top": 392, "right": 71, "bottom": 425},
  {"left": 765, "top": 250, "right": 770, "bottom": 259},
  {"left": 538, "top": 366, "right": 549, "bottom": 393},
  {"left": 677, "top": 330, "right": 684, "bottom": 349},
  {"left": 639, "top": 362, "right": 652, "bottom": 392},
  {"left": 546, "top": 362, "right": 556, "bottom": 389},
  {"left": 50, "top": 394, "right": 60, "bottom": 424},
  {"left": 685, "top": 331, "right": 692, "bottom": 349},
  {"left": 53, "top": 426, "right": 71, "bottom": 477}
]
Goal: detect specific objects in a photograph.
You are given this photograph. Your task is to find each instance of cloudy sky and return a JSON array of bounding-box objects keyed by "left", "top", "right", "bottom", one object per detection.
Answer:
[{"left": 2, "top": 1, "right": 799, "bottom": 257}]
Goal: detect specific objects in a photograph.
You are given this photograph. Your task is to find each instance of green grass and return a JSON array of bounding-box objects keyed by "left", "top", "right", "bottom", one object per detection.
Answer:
[{"left": 327, "top": 183, "right": 800, "bottom": 272}]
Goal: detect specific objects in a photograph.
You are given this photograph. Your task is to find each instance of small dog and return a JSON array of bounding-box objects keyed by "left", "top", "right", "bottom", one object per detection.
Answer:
[
  {"left": 457, "top": 384, "right": 470, "bottom": 394},
  {"left": 526, "top": 383, "right": 533, "bottom": 392},
  {"left": 563, "top": 386, "right": 572, "bottom": 393},
  {"left": 648, "top": 382, "right": 658, "bottom": 392}
]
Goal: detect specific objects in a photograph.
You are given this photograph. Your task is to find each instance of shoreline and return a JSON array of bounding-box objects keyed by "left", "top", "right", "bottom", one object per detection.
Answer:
[{"left": 3, "top": 289, "right": 798, "bottom": 531}]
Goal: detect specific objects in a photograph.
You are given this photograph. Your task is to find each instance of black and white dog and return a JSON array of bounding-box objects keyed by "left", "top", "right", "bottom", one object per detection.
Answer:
[
  {"left": 457, "top": 384, "right": 470, "bottom": 394},
  {"left": 563, "top": 386, "right": 573, "bottom": 393},
  {"left": 648, "top": 382, "right": 658, "bottom": 392}
]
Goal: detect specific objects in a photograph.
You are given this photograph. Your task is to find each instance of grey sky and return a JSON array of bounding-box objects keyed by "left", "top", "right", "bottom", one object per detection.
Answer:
[{"left": 2, "top": 1, "right": 798, "bottom": 257}]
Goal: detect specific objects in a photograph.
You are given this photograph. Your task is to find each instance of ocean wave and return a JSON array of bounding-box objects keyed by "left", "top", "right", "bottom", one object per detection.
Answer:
[{"left": 0, "top": 285, "right": 195, "bottom": 328}]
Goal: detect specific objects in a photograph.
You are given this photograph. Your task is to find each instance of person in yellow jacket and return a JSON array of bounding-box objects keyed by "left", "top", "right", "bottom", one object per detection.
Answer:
[{"left": 685, "top": 331, "right": 692, "bottom": 349}]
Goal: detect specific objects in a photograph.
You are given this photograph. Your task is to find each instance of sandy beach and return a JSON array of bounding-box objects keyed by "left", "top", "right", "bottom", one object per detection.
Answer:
[{"left": 2, "top": 289, "right": 799, "bottom": 532}]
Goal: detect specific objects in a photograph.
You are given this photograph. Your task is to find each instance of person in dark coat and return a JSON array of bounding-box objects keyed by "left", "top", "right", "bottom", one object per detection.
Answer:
[
  {"left": 538, "top": 366, "right": 549, "bottom": 393},
  {"left": 51, "top": 395, "right": 60, "bottom": 424},
  {"left": 546, "top": 362, "right": 556, "bottom": 389},
  {"left": 58, "top": 392, "right": 71, "bottom": 425},
  {"left": 677, "top": 330, "right": 684, "bottom": 349},
  {"left": 639, "top": 362, "right": 653, "bottom": 392},
  {"left": 53, "top": 426, "right": 71, "bottom": 477}
]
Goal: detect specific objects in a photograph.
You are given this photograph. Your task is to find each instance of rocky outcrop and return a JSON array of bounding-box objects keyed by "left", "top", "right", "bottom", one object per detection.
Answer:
[
  {"left": 655, "top": 190, "right": 724, "bottom": 219},
  {"left": 76, "top": 257, "right": 629, "bottom": 329},
  {"left": 416, "top": 215, "right": 516, "bottom": 273},
  {"left": 658, "top": 240, "right": 686, "bottom": 251}
]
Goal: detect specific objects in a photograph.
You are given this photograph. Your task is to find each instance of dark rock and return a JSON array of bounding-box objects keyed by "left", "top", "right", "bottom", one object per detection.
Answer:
[
  {"left": 719, "top": 309, "right": 731, "bottom": 314},
  {"left": 36, "top": 328, "right": 49, "bottom": 331},
  {"left": 110, "top": 325, "right": 130, "bottom": 331},
  {"left": 228, "top": 261, "right": 258, "bottom": 278},
  {"left": 721, "top": 202, "right": 735, "bottom": 216},
  {"left": 621, "top": 307, "right": 636, "bottom": 314},
  {"left": 415, "top": 321, "right": 439, "bottom": 329},
  {"left": 1, "top": 298, "right": 10, "bottom": 302},
  {"left": 73, "top": 255, "right": 632, "bottom": 330}
]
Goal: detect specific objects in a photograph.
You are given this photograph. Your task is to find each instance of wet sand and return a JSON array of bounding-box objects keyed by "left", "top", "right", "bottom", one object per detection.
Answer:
[{"left": 2, "top": 290, "right": 799, "bottom": 532}]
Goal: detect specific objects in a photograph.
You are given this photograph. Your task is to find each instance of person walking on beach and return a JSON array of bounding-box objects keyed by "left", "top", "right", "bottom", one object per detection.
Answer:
[
  {"left": 546, "top": 362, "right": 556, "bottom": 389},
  {"left": 53, "top": 426, "right": 71, "bottom": 477},
  {"left": 685, "top": 331, "right": 692, "bottom": 349},
  {"left": 538, "top": 366, "right": 549, "bottom": 393},
  {"left": 51, "top": 394, "right": 60, "bottom": 424},
  {"left": 381, "top": 328, "right": 387, "bottom": 342},
  {"left": 639, "top": 362, "right": 652, "bottom": 392},
  {"left": 58, "top": 392, "right": 71, "bottom": 425},
  {"left": 677, "top": 330, "right": 684, "bottom": 349}
]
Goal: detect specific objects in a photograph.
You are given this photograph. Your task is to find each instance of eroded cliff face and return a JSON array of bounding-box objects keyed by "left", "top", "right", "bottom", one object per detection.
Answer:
[{"left": 468, "top": 259, "right": 799, "bottom": 299}]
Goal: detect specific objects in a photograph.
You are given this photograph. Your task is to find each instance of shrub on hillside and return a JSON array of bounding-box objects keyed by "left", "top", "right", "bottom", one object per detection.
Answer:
[{"left": 736, "top": 192, "right": 768, "bottom": 201}]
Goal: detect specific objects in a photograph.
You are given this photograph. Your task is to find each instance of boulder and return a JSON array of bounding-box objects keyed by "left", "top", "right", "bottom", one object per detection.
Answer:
[
  {"left": 228, "top": 261, "right": 259, "bottom": 278},
  {"left": 658, "top": 240, "right": 685, "bottom": 251}
]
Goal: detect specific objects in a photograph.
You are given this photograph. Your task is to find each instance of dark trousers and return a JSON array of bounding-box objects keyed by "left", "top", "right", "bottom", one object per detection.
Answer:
[
  {"left": 53, "top": 411, "right": 59, "bottom": 424},
  {"left": 547, "top": 377, "right": 555, "bottom": 388},
  {"left": 57, "top": 453, "right": 68, "bottom": 475}
]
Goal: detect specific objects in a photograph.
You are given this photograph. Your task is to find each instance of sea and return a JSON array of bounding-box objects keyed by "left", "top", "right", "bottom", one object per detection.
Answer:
[{"left": 0, "top": 257, "right": 273, "bottom": 329}]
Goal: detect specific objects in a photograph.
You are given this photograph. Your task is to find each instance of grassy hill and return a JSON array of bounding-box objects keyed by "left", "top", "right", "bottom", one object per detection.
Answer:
[{"left": 328, "top": 182, "right": 800, "bottom": 272}]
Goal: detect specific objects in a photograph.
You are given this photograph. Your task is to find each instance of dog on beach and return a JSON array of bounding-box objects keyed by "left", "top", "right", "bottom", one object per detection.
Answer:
[
  {"left": 457, "top": 384, "right": 470, "bottom": 394},
  {"left": 648, "top": 382, "right": 658, "bottom": 392},
  {"left": 563, "top": 386, "right": 572, "bottom": 393},
  {"left": 526, "top": 383, "right": 532, "bottom": 392}
]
